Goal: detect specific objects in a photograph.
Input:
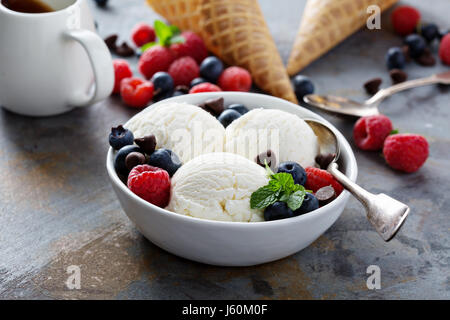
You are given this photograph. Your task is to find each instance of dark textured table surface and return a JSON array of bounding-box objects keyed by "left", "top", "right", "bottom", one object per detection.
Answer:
[{"left": 1, "top": 0, "right": 449, "bottom": 299}]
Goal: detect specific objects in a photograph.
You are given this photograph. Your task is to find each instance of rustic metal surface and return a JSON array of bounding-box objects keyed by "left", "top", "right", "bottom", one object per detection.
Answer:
[{"left": 0, "top": 0, "right": 449, "bottom": 299}]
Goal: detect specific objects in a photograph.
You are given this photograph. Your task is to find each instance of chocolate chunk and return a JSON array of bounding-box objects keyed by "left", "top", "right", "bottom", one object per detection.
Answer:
[
  {"left": 115, "top": 42, "right": 135, "bottom": 57},
  {"left": 104, "top": 34, "right": 118, "bottom": 51},
  {"left": 402, "top": 45, "right": 411, "bottom": 62},
  {"left": 315, "top": 186, "right": 336, "bottom": 206},
  {"left": 199, "top": 97, "right": 224, "bottom": 116},
  {"left": 255, "top": 150, "right": 277, "bottom": 171},
  {"left": 315, "top": 153, "right": 336, "bottom": 170},
  {"left": 174, "top": 85, "right": 189, "bottom": 94},
  {"left": 125, "top": 152, "right": 146, "bottom": 171},
  {"left": 134, "top": 135, "right": 157, "bottom": 155},
  {"left": 415, "top": 48, "right": 436, "bottom": 66},
  {"left": 363, "top": 78, "right": 382, "bottom": 95},
  {"left": 390, "top": 69, "right": 408, "bottom": 84}
]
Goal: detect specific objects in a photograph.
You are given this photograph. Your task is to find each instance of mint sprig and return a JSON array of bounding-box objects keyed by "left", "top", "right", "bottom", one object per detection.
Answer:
[{"left": 141, "top": 20, "right": 185, "bottom": 52}]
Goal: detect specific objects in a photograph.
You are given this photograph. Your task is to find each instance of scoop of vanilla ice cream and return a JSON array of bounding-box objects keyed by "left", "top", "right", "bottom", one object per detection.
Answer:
[
  {"left": 126, "top": 102, "right": 225, "bottom": 163},
  {"left": 225, "top": 108, "right": 318, "bottom": 168},
  {"left": 167, "top": 152, "right": 269, "bottom": 222}
]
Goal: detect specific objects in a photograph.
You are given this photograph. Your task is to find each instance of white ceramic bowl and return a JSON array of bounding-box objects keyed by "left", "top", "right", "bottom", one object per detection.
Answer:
[{"left": 106, "top": 92, "right": 358, "bottom": 266}]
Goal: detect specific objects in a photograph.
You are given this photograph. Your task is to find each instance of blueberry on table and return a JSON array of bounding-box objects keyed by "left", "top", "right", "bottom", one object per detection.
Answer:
[
  {"left": 264, "top": 201, "right": 294, "bottom": 221},
  {"left": 148, "top": 149, "right": 182, "bottom": 177},
  {"left": 226, "top": 103, "right": 249, "bottom": 115},
  {"left": 94, "top": 0, "right": 108, "bottom": 8},
  {"left": 292, "top": 75, "right": 314, "bottom": 100},
  {"left": 294, "top": 193, "right": 319, "bottom": 216},
  {"left": 420, "top": 23, "right": 439, "bottom": 42},
  {"left": 151, "top": 72, "right": 174, "bottom": 95},
  {"left": 114, "top": 145, "right": 142, "bottom": 177},
  {"left": 277, "top": 161, "right": 307, "bottom": 186},
  {"left": 109, "top": 125, "right": 134, "bottom": 150},
  {"left": 190, "top": 77, "right": 208, "bottom": 88},
  {"left": 217, "top": 109, "right": 241, "bottom": 128},
  {"left": 199, "top": 56, "right": 224, "bottom": 83},
  {"left": 385, "top": 47, "right": 406, "bottom": 70},
  {"left": 404, "top": 34, "right": 426, "bottom": 58}
]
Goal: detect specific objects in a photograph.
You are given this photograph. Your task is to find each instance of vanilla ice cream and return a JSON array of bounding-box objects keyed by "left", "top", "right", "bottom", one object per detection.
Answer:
[
  {"left": 225, "top": 108, "right": 318, "bottom": 168},
  {"left": 167, "top": 152, "right": 269, "bottom": 222},
  {"left": 126, "top": 102, "right": 225, "bottom": 163}
]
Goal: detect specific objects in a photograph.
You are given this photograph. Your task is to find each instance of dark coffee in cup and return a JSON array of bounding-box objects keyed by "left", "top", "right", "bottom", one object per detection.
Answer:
[{"left": 1, "top": 0, "right": 54, "bottom": 13}]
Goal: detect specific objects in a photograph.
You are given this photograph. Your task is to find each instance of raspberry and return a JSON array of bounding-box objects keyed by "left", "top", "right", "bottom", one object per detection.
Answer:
[
  {"left": 168, "top": 56, "right": 199, "bottom": 86},
  {"left": 112, "top": 59, "right": 133, "bottom": 94},
  {"left": 353, "top": 115, "right": 393, "bottom": 151},
  {"left": 127, "top": 165, "right": 171, "bottom": 208},
  {"left": 383, "top": 134, "right": 429, "bottom": 173},
  {"left": 218, "top": 66, "right": 252, "bottom": 92},
  {"left": 170, "top": 31, "right": 208, "bottom": 64},
  {"left": 138, "top": 45, "right": 174, "bottom": 79},
  {"left": 120, "top": 77, "right": 154, "bottom": 108},
  {"left": 391, "top": 6, "right": 421, "bottom": 36},
  {"left": 189, "top": 82, "right": 222, "bottom": 94},
  {"left": 131, "top": 22, "right": 156, "bottom": 47},
  {"left": 439, "top": 34, "right": 450, "bottom": 65},
  {"left": 305, "top": 167, "right": 343, "bottom": 196}
]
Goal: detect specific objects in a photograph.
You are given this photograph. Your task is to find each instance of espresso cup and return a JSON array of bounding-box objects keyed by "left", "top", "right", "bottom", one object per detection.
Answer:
[{"left": 0, "top": 0, "right": 114, "bottom": 116}]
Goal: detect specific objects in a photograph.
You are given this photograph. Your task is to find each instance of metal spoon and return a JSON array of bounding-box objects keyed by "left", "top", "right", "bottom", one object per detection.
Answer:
[
  {"left": 305, "top": 119, "right": 409, "bottom": 241},
  {"left": 304, "top": 71, "right": 450, "bottom": 117}
]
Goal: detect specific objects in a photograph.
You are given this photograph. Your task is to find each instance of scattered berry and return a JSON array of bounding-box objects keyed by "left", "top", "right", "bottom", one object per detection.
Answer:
[
  {"left": 305, "top": 167, "right": 344, "bottom": 196},
  {"left": 109, "top": 125, "right": 134, "bottom": 150},
  {"left": 264, "top": 201, "right": 294, "bottom": 221},
  {"left": 151, "top": 72, "right": 174, "bottom": 96},
  {"left": 292, "top": 75, "right": 315, "bottom": 100},
  {"left": 199, "top": 56, "right": 224, "bottom": 83},
  {"left": 439, "top": 34, "right": 450, "bottom": 65},
  {"left": 419, "top": 23, "right": 439, "bottom": 42},
  {"left": 294, "top": 193, "right": 319, "bottom": 216},
  {"left": 168, "top": 56, "right": 200, "bottom": 86},
  {"left": 217, "top": 109, "right": 241, "bottom": 128},
  {"left": 353, "top": 114, "right": 393, "bottom": 151},
  {"left": 404, "top": 34, "right": 426, "bottom": 58},
  {"left": 385, "top": 47, "right": 406, "bottom": 70},
  {"left": 134, "top": 134, "right": 157, "bottom": 155},
  {"left": 170, "top": 31, "right": 208, "bottom": 64},
  {"left": 131, "top": 23, "right": 156, "bottom": 47},
  {"left": 383, "top": 134, "right": 429, "bottom": 173},
  {"left": 315, "top": 186, "right": 336, "bottom": 207},
  {"left": 138, "top": 45, "right": 174, "bottom": 79},
  {"left": 226, "top": 103, "right": 249, "bottom": 115},
  {"left": 120, "top": 77, "right": 154, "bottom": 108},
  {"left": 189, "top": 82, "right": 222, "bottom": 94},
  {"left": 190, "top": 77, "right": 208, "bottom": 88},
  {"left": 277, "top": 162, "right": 307, "bottom": 186},
  {"left": 218, "top": 67, "right": 252, "bottom": 92},
  {"left": 114, "top": 145, "right": 143, "bottom": 176},
  {"left": 127, "top": 165, "right": 171, "bottom": 208},
  {"left": 112, "top": 59, "right": 133, "bottom": 94},
  {"left": 390, "top": 69, "right": 408, "bottom": 84},
  {"left": 391, "top": 6, "right": 421, "bottom": 36},
  {"left": 148, "top": 148, "right": 182, "bottom": 177},
  {"left": 125, "top": 152, "right": 146, "bottom": 171},
  {"left": 363, "top": 78, "right": 382, "bottom": 95}
]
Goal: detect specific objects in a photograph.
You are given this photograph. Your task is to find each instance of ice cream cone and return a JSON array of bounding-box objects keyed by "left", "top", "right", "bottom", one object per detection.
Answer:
[
  {"left": 147, "top": 0, "right": 298, "bottom": 103},
  {"left": 287, "top": 0, "right": 398, "bottom": 76}
]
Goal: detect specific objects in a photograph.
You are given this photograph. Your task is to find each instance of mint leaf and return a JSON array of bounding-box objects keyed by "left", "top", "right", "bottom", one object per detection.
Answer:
[
  {"left": 264, "top": 160, "right": 275, "bottom": 177},
  {"left": 286, "top": 190, "right": 306, "bottom": 211},
  {"left": 390, "top": 129, "right": 399, "bottom": 135},
  {"left": 268, "top": 179, "right": 281, "bottom": 192},
  {"left": 154, "top": 20, "right": 174, "bottom": 46},
  {"left": 141, "top": 42, "right": 157, "bottom": 52},
  {"left": 250, "top": 186, "right": 278, "bottom": 209},
  {"left": 170, "top": 25, "right": 181, "bottom": 35},
  {"left": 273, "top": 173, "right": 294, "bottom": 193}
]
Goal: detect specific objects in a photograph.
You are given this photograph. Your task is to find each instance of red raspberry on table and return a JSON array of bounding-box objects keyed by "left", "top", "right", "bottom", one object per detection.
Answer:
[
  {"left": 170, "top": 31, "right": 208, "bottom": 64},
  {"left": 305, "top": 167, "right": 344, "bottom": 196},
  {"left": 120, "top": 77, "right": 154, "bottom": 108},
  {"left": 439, "top": 34, "right": 450, "bottom": 65},
  {"left": 383, "top": 134, "right": 429, "bottom": 173},
  {"left": 218, "top": 66, "right": 252, "bottom": 92},
  {"left": 353, "top": 115, "right": 393, "bottom": 151},
  {"left": 168, "top": 56, "right": 200, "bottom": 86},
  {"left": 138, "top": 45, "right": 174, "bottom": 80},
  {"left": 131, "top": 22, "right": 156, "bottom": 47},
  {"left": 189, "top": 82, "right": 222, "bottom": 93},
  {"left": 112, "top": 59, "right": 133, "bottom": 94},
  {"left": 127, "top": 165, "right": 171, "bottom": 208},
  {"left": 391, "top": 6, "right": 421, "bottom": 36}
]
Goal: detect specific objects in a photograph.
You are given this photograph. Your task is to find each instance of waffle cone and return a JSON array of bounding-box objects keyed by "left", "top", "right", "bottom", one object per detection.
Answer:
[
  {"left": 287, "top": 0, "right": 398, "bottom": 75},
  {"left": 147, "top": 0, "right": 298, "bottom": 103}
]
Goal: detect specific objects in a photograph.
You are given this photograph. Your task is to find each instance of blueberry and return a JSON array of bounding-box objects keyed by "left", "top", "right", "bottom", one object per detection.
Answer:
[
  {"left": 151, "top": 72, "right": 174, "bottom": 95},
  {"left": 199, "top": 57, "right": 223, "bottom": 83},
  {"left": 264, "top": 202, "right": 294, "bottom": 221},
  {"left": 420, "top": 23, "right": 439, "bottom": 42},
  {"left": 292, "top": 75, "right": 314, "bottom": 100},
  {"left": 294, "top": 193, "right": 319, "bottom": 216},
  {"left": 277, "top": 161, "right": 307, "bottom": 186},
  {"left": 217, "top": 109, "right": 241, "bottom": 128},
  {"left": 190, "top": 77, "right": 208, "bottom": 88},
  {"left": 94, "top": 0, "right": 108, "bottom": 7},
  {"left": 109, "top": 125, "right": 134, "bottom": 150},
  {"left": 226, "top": 103, "right": 249, "bottom": 115},
  {"left": 153, "top": 89, "right": 174, "bottom": 102},
  {"left": 385, "top": 47, "right": 406, "bottom": 70},
  {"left": 114, "top": 145, "right": 142, "bottom": 177},
  {"left": 148, "top": 149, "right": 182, "bottom": 177},
  {"left": 404, "top": 34, "right": 426, "bottom": 58}
]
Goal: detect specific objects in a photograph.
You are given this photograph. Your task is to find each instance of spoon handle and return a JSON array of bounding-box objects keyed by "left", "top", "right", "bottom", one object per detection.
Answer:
[{"left": 328, "top": 163, "right": 409, "bottom": 242}]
